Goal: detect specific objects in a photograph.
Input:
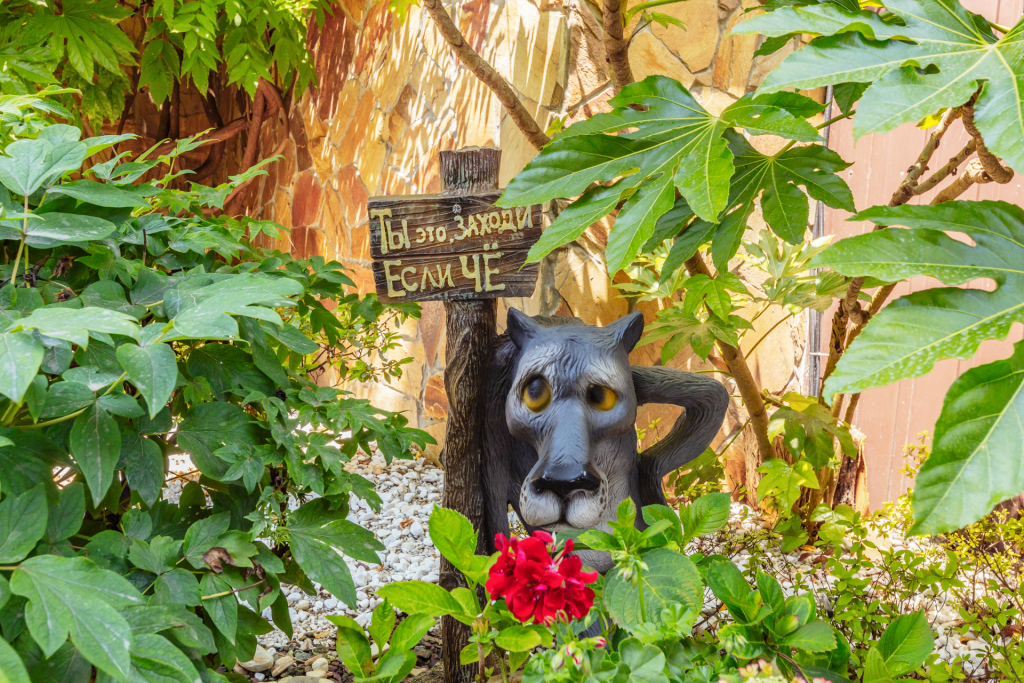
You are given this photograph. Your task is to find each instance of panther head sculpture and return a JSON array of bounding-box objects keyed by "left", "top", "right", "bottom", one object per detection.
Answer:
[{"left": 482, "top": 309, "right": 729, "bottom": 569}]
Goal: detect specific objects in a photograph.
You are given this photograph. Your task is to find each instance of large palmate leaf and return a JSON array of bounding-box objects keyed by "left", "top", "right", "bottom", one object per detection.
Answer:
[
  {"left": 818, "top": 201, "right": 1024, "bottom": 396},
  {"left": 499, "top": 77, "right": 824, "bottom": 273},
  {"left": 736, "top": 0, "right": 1024, "bottom": 173},
  {"left": 725, "top": 134, "right": 854, "bottom": 247},
  {"left": 909, "top": 340, "right": 1024, "bottom": 534}
]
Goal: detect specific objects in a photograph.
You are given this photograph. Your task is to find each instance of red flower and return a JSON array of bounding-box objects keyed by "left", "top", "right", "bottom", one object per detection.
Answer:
[{"left": 486, "top": 530, "right": 598, "bottom": 625}]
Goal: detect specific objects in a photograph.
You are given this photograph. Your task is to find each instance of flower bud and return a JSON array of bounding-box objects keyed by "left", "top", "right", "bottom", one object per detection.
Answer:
[
  {"left": 551, "top": 651, "right": 565, "bottom": 670},
  {"left": 594, "top": 637, "right": 607, "bottom": 648}
]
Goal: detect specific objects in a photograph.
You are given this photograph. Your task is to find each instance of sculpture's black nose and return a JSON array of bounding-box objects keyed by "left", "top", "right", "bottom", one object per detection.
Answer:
[{"left": 532, "top": 465, "right": 601, "bottom": 498}]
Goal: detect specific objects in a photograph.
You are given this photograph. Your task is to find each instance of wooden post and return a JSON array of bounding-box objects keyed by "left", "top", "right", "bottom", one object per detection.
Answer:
[{"left": 438, "top": 148, "right": 500, "bottom": 683}]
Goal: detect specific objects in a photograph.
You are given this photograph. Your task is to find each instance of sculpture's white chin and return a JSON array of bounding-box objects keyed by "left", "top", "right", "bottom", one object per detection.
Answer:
[{"left": 519, "top": 485, "right": 609, "bottom": 530}]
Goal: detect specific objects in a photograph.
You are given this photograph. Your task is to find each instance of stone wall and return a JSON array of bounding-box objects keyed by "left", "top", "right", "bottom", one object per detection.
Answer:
[{"left": 234, "top": 0, "right": 814, "bottom": 467}]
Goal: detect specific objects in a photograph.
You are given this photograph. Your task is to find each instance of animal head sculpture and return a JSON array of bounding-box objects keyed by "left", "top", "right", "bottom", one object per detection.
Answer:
[{"left": 482, "top": 309, "right": 729, "bottom": 565}]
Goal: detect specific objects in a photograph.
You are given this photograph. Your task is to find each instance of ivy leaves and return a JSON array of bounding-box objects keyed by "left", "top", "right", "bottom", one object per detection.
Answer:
[
  {"left": 737, "top": 0, "right": 1024, "bottom": 173},
  {"left": 499, "top": 76, "right": 846, "bottom": 275}
]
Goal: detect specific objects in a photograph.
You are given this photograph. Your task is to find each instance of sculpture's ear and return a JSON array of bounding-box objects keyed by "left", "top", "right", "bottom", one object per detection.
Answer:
[
  {"left": 605, "top": 310, "right": 645, "bottom": 353},
  {"left": 507, "top": 308, "right": 541, "bottom": 349}
]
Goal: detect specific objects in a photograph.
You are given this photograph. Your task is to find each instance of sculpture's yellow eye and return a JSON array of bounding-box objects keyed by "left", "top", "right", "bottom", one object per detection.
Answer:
[
  {"left": 522, "top": 377, "right": 551, "bottom": 412},
  {"left": 588, "top": 385, "right": 617, "bottom": 411}
]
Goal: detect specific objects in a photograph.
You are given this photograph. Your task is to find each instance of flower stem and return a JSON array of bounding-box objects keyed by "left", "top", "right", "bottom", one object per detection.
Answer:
[
  {"left": 498, "top": 650, "right": 509, "bottom": 683},
  {"left": 636, "top": 571, "right": 648, "bottom": 623}
]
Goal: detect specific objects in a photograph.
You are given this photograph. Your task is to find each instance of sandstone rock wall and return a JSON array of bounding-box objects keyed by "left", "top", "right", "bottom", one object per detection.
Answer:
[{"left": 233, "top": 0, "right": 813, "bottom": 466}]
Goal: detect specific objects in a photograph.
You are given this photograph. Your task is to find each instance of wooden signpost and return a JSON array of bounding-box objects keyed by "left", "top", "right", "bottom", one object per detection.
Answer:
[
  {"left": 368, "top": 192, "right": 542, "bottom": 302},
  {"left": 366, "top": 148, "right": 541, "bottom": 683}
]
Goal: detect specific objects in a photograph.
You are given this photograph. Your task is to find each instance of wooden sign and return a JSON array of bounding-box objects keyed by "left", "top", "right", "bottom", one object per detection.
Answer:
[{"left": 366, "top": 192, "right": 542, "bottom": 302}]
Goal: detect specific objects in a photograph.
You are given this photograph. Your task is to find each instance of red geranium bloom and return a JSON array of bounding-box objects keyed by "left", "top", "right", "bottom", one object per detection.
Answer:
[{"left": 486, "top": 531, "right": 598, "bottom": 625}]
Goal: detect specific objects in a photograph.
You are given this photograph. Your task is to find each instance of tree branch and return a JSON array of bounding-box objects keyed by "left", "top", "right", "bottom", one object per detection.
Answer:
[
  {"left": 930, "top": 157, "right": 994, "bottom": 204},
  {"left": 193, "top": 88, "right": 226, "bottom": 182},
  {"left": 961, "top": 104, "right": 1014, "bottom": 185},
  {"left": 685, "top": 254, "right": 774, "bottom": 467},
  {"left": 421, "top": 0, "right": 550, "bottom": 150},
  {"left": 888, "top": 107, "right": 959, "bottom": 206},
  {"left": 913, "top": 139, "right": 976, "bottom": 196},
  {"left": 603, "top": 0, "right": 633, "bottom": 91}
]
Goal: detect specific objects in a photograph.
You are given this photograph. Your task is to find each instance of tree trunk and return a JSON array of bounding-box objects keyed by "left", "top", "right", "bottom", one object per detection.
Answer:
[{"left": 438, "top": 148, "right": 501, "bottom": 683}]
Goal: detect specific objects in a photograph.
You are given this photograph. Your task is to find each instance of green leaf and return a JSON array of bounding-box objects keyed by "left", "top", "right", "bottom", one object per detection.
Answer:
[
  {"left": 780, "top": 621, "right": 837, "bottom": 652},
  {"left": 767, "top": 393, "right": 856, "bottom": 468},
  {"left": 23, "top": 213, "right": 118, "bottom": 246},
  {"left": 725, "top": 134, "right": 853, "bottom": 248},
  {"left": 0, "top": 484, "right": 47, "bottom": 564},
  {"left": 128, "top": 536, "right": 182, "bottom": 575},
  {"left": 177, "top": 402, "right": 260, "bottom": 478},
  {"left": 122, "top": 632, "right": 202, "bottom": 683},
  {"left": 286, "top": 498, "right": 384, "bottom": 609},
  {"left": 679, "top": 491, "right": 730, "bottom": 543},
  {"left": 328, "top": 615, "right": 372, "bottom": 677},
  {"left": 756, "top": 570, "right": 785, "bottom": 616},
  {"left": 876, "top": 611, "right": 934, "bottom": 676},
  {"left": 707, "top": 560, "right": 759, "bottom": 622},
  {"left": 619, "top": 638, "right": 670, "bottom": 683},
  {"left": 0, "top": 636, "right": 30, "bottom": 683},
  {"left": 13, "top": 307, "right": 140, "bottom": 347},
  {"left": 498, "top": 76, "right": 735, "bottom": 222},
  {"left": 0, "top": 331, "right": 45, "bottom": 403},
  {"left": 604, "top": 549, "right": 702, "bottom": 627},
  {"left": 29, "top": 640, "right": 91, "bottom": 683},
  {"left": 40, "top": 382, "right": 95, "bottom": 418},
  {"left": 170, "top": 274, "right": 302, "bottom": 339},
  {"left": 45, "top": 481, "right": 84, "bottom": 545},
  {"left": 819, "top": 201, "right": 1024, "bottom": 397},
  {"left": 97, "top": 394, "right": 143, "bottom": 417},
  {"left": 524, "top": 181, "right": 636, "bottom": 264},
  {"left": 0, "top": 138, "right": 86, "bottom": 196},
  {"left": 182, "top": 513, "right": 232, "bottom": 569},
  {"left": 376, "top": 581, "right": 465, "bottom": 618},
  {"left": 71, "top": 403, "right": 121, "bottom": 506},
  {"left": 607, "top": 174, "right": 676, "bottom": 274},
  {"left": 426, "top": 506, "right": 478, "bottom": 575},
  {"left": 199, "top": 573, "right": 237, "bottom": 643},
  {"left": 10, "top": 555, "right": 142, "bottom": 678},
  {"left": 909, "top": 340, "right": 1024, "bottom": 533},
  {"left": 863, "top": 646, "right": 893, "bottom": 683},
  {"left": 742, "top": 0, "right": 1024, "bottom": 173},
  {"left": 369, "top": 601, "right": 395, "bottom": 654},
  {"left": 121, "top": 431, "right": 165, "bottom": 508},
  {"left": 734, "top": 4, "right": 893, "bottom": 41},
  {"left": 390, "top": 613, "right": 435, "bottom": 653},
  {"left": 757, "top": 458, "right": 819, "bottom": 509},
  {"left": 495, "top": 625, "right": 542, "bottom": 652},
  {"left": 116, "top": 343, "right": 177, "bottom": 418},
  {"left": 46, "top": 180, "right": 151, "bottom": 208}
]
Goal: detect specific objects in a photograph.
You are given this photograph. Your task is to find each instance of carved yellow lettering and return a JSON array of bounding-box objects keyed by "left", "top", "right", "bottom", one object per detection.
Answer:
[
  {"left": 436, "top": 264, "right": 455, "bottom": 288},
  {"left": 460, "top": 254, "right": 482, "bottom": 293},
  {"left": 400, "top": 266, "right": 418, "bottom": 292},
  {"left": 482, "top": 252, "right": 505, "bottom": 292},
  {"left": 515, "top": 206, "right": 532, "bottom": 231},
  {"left": 383, "top": 260, "right": 406, "bottom": 298},
  {"left": 499, "top": 209, "right": 515, "bottom": 233},
  {"left": 453, "top": 215, "right": 467, "bottom": 241},
  {"left": 370, "top": 208, "right": 393, "bottom": 254},
  {"left": 415, "top": 228, "right": 427, "bottom": 244},
  {"left": 488, "top": 211, "right": 501, "bottom": 234}
]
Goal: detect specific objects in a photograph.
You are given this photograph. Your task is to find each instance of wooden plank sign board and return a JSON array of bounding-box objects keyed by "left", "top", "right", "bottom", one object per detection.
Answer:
[{"left": 367, "top": 192, "right": 542, "bottom": 302}]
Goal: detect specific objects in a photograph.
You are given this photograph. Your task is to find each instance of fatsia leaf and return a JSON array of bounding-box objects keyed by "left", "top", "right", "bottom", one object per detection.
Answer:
[
  {"left": 606, "top": 174, "right": 676, "bottom": 274},
  {"left": 525, "top": 180, "right": 637, "bottom": 264},
  {"left": 10, "top": 555, "right": 142, "bottom": 678},
  {"left": 498, "top": 76, "right": 736, "bottom": 222},
  {"left": 818, "top": 201, "right": 1024, "bottom": 397},
  {"left": 909, "top": 340, "right": 1024, "bottom": 535},
  {"left": 739, "top": 0, "right": 1024, "bottom": 173}
]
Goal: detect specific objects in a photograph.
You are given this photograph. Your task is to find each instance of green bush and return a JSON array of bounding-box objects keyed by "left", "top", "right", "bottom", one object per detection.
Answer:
[{"left": 0, "top": 91, "right": 431, "bottom": 683}]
